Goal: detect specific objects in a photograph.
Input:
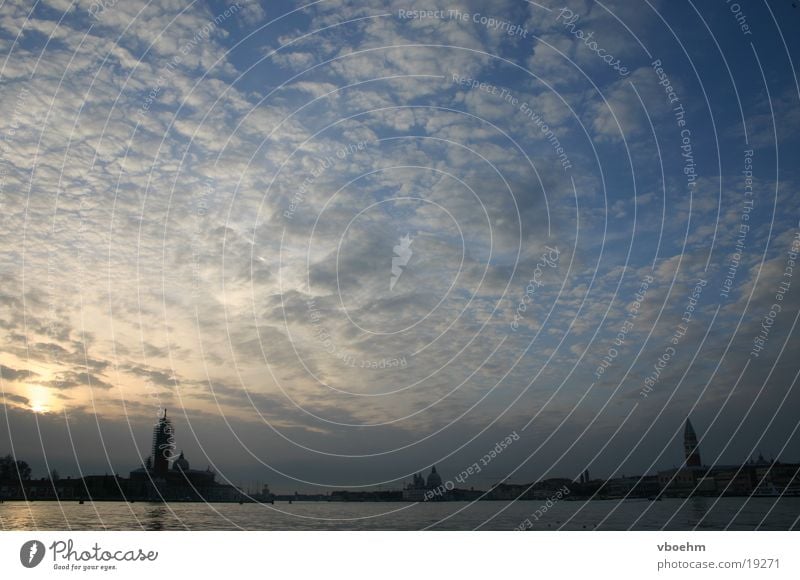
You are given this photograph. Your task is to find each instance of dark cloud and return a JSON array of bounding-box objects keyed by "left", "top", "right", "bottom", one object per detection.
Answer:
[
  {"left": 124, "top": 365, "right": 177, "bottom": 389},
  {"left": 0, "top": 364, "right": 38, "bottom": 382},
  {"left": 1, "top": 393, "right": 30, "bottom": 406},
  {"left": 46, "top": 371, "right": 115, "bottom": 391}
]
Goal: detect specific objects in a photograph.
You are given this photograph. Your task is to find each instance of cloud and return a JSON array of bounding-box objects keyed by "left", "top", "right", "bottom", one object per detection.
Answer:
[
  {"left": 0, "top": 364, "right": 38, "bottom": 383},
  {"left": 1, "top": 0, "right": 798, "bottom": 489}
]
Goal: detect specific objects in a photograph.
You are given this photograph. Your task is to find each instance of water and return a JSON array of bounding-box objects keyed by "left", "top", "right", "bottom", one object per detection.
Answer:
[{"left": 2, "top": 498, "right": 798, "bottom": 530}]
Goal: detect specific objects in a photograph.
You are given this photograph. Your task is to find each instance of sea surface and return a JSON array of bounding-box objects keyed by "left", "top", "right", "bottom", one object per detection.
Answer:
[{"left": 2, "top": 497, "right": 799, "bottom": 530}]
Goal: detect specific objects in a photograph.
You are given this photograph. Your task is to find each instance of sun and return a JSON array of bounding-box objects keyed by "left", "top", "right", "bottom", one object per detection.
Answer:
[{"left": 26, "top": 384, "right": 56, "bottom": 414}]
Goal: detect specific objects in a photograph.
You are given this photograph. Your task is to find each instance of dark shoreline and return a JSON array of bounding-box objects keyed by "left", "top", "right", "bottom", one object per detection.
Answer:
[{"left": 4, "top": 495, "right": 797, "bottom": 504}]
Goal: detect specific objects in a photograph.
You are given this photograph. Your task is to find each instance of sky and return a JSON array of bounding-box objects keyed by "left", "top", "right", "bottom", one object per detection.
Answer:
[{"left": 1, "top": 0, "right": 799, "bottom": 493}]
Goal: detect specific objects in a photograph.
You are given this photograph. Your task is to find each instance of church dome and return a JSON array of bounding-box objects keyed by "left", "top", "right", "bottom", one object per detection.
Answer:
[
  {"left": 426, "top": 465, "right": 442, "bottom": 489},
  {"left": 172, "top": 451, "right": 190, "bottom": 471}
]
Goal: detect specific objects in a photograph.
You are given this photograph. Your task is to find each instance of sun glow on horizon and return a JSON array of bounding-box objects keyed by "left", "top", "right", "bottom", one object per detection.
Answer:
[{"left": 27, "top": 384, "right": 56, "bottom": 414}]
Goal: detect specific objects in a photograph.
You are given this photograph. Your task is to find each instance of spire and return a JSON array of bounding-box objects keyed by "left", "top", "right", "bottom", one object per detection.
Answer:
[{"left": 684, "top": 417, "right": 701, "bottom": 467}]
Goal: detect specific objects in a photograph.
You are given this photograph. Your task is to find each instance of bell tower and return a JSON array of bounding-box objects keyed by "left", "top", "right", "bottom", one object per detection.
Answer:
[
  {"left": 151, "top": 409, "right": 174, "bottom": 475},
  {"left": 684, "top": 418, "right": 702, "bottom": 467}
]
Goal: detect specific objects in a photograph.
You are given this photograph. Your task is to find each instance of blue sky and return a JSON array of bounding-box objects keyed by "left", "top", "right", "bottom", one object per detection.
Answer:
[{"left": 1, "top": 0, "right": 799, "bottom": 493}]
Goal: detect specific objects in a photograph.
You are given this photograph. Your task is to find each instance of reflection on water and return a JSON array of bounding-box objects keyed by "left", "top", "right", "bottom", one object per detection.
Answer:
[
  {"left": 145, "top": 504, "right": 170, "bottom": 531},
  {"left": 687, "top": 496, "right": 711, "bottom": 528},
  {"left": 1, "top": 498, "right": 798, "bottom": 530}
]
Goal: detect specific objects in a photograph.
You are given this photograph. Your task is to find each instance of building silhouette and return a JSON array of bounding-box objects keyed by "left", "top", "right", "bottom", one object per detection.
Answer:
[
  {"left": 403, "top": 465, "right": 443, "bottom": 501},
  {"left": 151, "top": 409, "right": 173, "bottom": 475},
  {"left": 3, "top": 415, "right": 799, "bottom": 503},
  {"left": 657, "top": 417, "right": 800, "bottom": 497},
  {"left": 127, "top": 411, "right": 242, "bottom": 501},
  {"left": 426, "top": 466, "right": 442, "bottom": 489},
  {"left": 0, "top": 410, "right": 246, "bottom": 502}
]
